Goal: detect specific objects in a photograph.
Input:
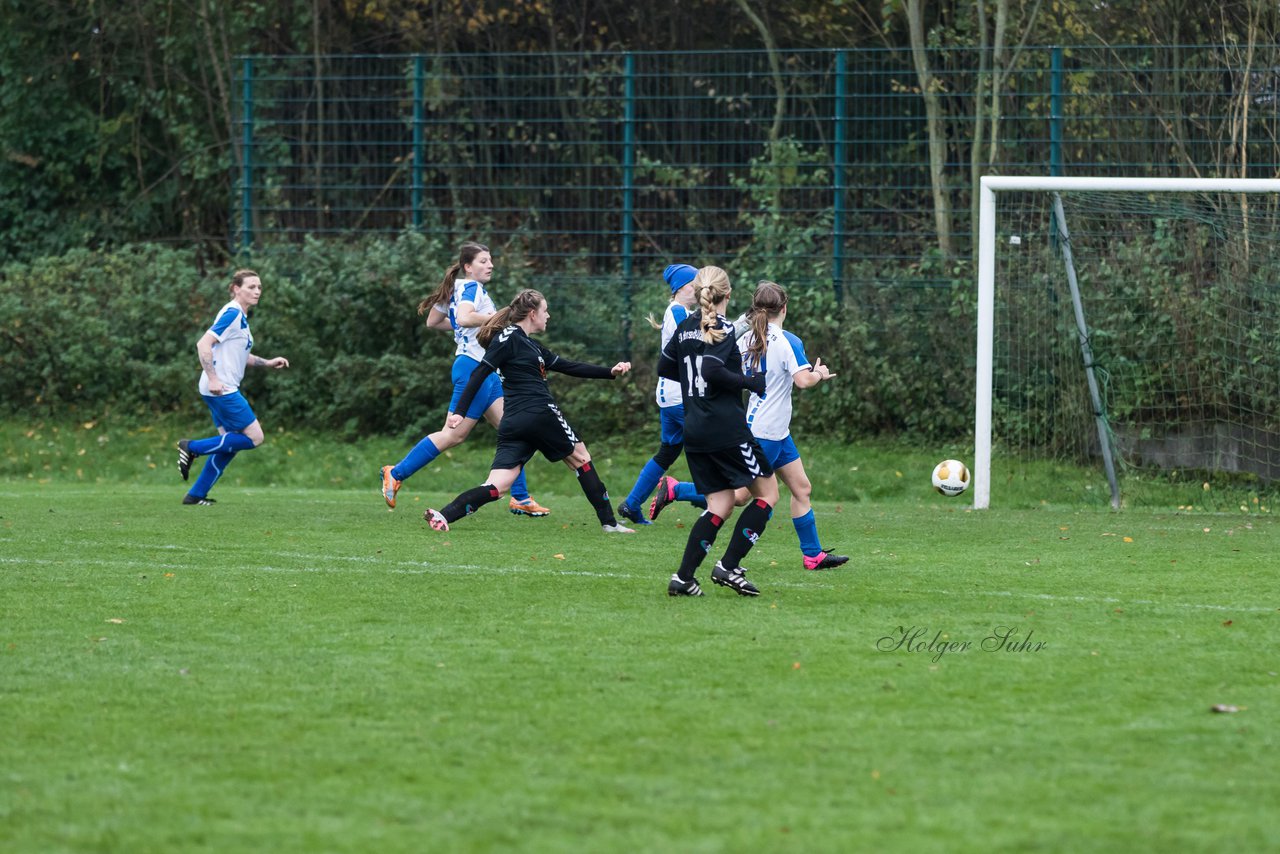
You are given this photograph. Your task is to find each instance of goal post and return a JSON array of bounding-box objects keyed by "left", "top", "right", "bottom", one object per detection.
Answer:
[{"left": 974, "top": 175, "right": 1280, "bottom": 509}]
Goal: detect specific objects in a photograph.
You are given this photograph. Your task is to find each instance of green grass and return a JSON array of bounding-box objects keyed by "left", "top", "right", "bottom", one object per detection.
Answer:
[{"left": 2, "top": 421, "right": 1278, "bottom": 852}]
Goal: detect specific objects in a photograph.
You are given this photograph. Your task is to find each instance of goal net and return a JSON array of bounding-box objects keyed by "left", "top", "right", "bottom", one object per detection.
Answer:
[{"left": 975, "top": 177, "right": 1280, "bottom": 509}]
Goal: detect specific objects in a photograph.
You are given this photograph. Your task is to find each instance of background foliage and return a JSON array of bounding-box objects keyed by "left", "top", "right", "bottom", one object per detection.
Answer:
[{"left": 0, "top": 239, "right": 976, "bottom": 440}]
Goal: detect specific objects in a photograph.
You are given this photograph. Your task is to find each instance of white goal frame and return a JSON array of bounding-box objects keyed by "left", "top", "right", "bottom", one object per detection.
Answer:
[{"left": 974, "top": 175, "right": 1280, "bottom": 509}]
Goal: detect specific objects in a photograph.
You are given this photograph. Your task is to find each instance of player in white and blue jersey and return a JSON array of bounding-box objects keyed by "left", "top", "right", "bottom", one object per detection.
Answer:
[
  {"left": 378, "top": 242, "right": 551, "bottom": 517},
  {"left": 614, "top": 263, "right": 707, "bottom": 526},
  {"left": 175, "top": 269, "right": 290, "bottom": 505},
  {"left": 650, "top": 281, "right": 848, "bottom": 571}
]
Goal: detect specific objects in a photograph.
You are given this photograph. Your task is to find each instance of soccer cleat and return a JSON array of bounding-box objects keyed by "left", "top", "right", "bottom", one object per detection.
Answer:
[
  {"left": 649, "top": 475, "right": 678, "bottom": 521},
  {"left": 803, "top": 551, "right": 850, "bottom": 571},
  {"left": 667, "top": 574, "right": 704, "bottom": 596},
  {"left": 424, "top": 508, "right": 450, "bottom": 532},
  {"left": 176, "top": 439, "right": 198, "bottom": 482},
  {"left": 380, "top": 465, "right": 402, "bottom": 509},
  {"left": 182, "top": 494, "right": 215, "bottom": 506},
  {"left": 601, "top": 522, "right": 636, "bottom": 534},
  {"left": 711, "top": 561, "right": 760, "bottom": 597},
  {"left": 509, "top": 497, "right": 552, "bottom": 517},
  {"left": 616, "top": 501, "right": 653, "bottom": 526}
]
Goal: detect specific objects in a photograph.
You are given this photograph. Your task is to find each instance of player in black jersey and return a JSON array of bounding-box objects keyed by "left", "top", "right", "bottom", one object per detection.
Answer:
[
  {"left": 655, "top": 266, "right": 779, "bottom": 597},
  {"left": 424, "top": 289, "right": 636, "bottom": 534}
]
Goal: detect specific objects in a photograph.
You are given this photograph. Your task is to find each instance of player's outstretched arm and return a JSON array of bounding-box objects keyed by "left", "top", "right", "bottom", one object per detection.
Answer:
[{"left": 794, "top": 357, "right": 834, "bottom": 389}]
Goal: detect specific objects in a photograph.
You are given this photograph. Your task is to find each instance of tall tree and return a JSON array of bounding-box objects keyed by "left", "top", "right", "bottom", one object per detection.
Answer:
[{"left": 903, "top": 0, "right": 954, "bottom": 256}]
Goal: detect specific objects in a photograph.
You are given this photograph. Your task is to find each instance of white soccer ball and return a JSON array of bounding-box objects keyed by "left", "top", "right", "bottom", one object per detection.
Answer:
[{"left": 931, "top": 459, "right": 970, "bottom": 497}]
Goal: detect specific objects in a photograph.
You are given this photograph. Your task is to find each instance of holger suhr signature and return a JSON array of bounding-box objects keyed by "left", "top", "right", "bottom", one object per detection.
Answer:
[{"left": 877, "top": 626, "right": 1047, "bottom": 663}]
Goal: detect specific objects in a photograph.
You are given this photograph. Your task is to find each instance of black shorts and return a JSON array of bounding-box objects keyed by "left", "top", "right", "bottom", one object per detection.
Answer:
[
  {"left": 686, "top": 439, "right": 774, "bottom": 494},
  {"left": 491, "top": 403, "right": 581, "bottom": 470}
]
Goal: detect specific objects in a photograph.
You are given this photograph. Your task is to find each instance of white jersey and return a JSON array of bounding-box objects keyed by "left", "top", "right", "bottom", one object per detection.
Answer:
[
  {"left": 435, "top": 277, "right": 496, "bottom": 362},
  {"left": 654, "top": 302, "right": 691, "bottom": 407},
  {"left": 738, "top": 322, "right": 811, "bottom": 441},
  {"left": 198, "top": 301, "right": 253, "bottom": 395}
]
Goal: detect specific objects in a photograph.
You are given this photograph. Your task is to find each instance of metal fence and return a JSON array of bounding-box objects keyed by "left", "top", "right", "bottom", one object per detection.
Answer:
[{"left": 233, "top": 45, "right": 1280, "bottom": 289}]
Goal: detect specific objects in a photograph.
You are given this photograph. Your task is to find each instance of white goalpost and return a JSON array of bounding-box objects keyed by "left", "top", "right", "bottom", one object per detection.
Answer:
[{"left": 974, "top": 175, "right": 1280, "bottom": 509}]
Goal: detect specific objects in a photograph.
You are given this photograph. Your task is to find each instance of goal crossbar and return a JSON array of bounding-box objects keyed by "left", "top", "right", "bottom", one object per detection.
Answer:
[{"left": 974, "top": 175, "right": 1280, "bottom": 509}]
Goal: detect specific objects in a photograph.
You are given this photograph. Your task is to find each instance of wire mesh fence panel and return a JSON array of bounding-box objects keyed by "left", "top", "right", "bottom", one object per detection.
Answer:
[
  {"left": 233, "top": 45, "right": 1280, "bottom": 445},
  {"left": 237, "top": 46, "right": 1280, "bottom": 275}
]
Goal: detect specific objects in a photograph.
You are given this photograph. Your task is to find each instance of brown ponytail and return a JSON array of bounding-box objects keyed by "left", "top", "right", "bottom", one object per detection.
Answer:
[
  {"left": 478, "top": 289, "right": 546, "bottom": 346},
  {"left": 417, "top": 241, "right": 490, "bottom": 320},
  {"left": 743, "top": 280, "right": 788, "bottom": 371}
]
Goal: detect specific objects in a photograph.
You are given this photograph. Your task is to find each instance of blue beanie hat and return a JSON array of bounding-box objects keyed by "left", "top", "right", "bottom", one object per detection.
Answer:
[{"left": 663, "top": 263, "right": 698, "bottom": 294}]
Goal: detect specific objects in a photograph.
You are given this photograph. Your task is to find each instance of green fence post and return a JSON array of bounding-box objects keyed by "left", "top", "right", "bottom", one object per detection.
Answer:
[
  {"left": 240, "top": 57, "right": 254, "bottom": 253},
  {"left": 833, "top": 50, "right": 847, "bottom": 301},
  {"left": 1050, "top": 46, "right": 1063, "bottom": 176},
  {"left": 412, "top": 54, "right": 425, "bottom": 231},
  {"left": 621, "top": 52, "right": 636, "bottom": 359}
]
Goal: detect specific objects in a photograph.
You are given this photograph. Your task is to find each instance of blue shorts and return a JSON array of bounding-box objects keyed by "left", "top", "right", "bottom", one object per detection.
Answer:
[
  {"left": 756, "top": 435, "right": 801, "bottom": 469},
  {"left": 659, "top": 404, "right": 685, "bottom": 445},
  {"left": 202, "top": 391, "right": 257, "bottom": 432},
  {"left": 450, "top": 355, "right": 504, "bottom": 421}
]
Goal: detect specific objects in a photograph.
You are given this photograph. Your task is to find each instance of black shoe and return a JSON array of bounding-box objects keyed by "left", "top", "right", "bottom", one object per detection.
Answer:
[
  {"left": 617, "top": 501, "right": 652, "bottom": 526},
  {"left": 667, "top": 574, "right": 704, "bottom": 596},
  {"left": 182, "top": 495, "right": 216, "bottom": 505},
  {"left": 711, "top": 561, "right": 759, "bottom": 597},
  {"left": 803, "top": 551, "right": 850, "bottom": 571},
  {"left": 649, "top": 475, "right": 677, "bottom": 521},
  {"left": 176, "top": 439, "right": 198, "bottom": 482}
]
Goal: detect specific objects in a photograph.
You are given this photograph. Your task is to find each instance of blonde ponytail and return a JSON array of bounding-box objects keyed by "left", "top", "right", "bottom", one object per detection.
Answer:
[{"left": 692, "top": 266, "right": 731, "bottom": 344}]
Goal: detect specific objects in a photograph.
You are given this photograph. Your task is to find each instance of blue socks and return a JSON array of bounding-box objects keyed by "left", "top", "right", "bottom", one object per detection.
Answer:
[
  {"left": 623, "top": 459, "right": 666, "bottom": 511},
  {"left": 186, "top": 433, "right": 256, "bottom": 499},
  {"left": 392, "top": 436, "right": 440, "bottom": 481},
  {"left": 510, "top": 469, "right": 531, "bottom": 502},
  {"left": 190, "top": 432, "right": 255, "bottom": 455},
  {"left": 188, "top": 451, "right": 236, "bottom": 499},
  {"left": 675, "top": 480, "right": 708, "bottom": 510},
  {"left": 792, "top": 509, "right": 822, "bottom": 558}
]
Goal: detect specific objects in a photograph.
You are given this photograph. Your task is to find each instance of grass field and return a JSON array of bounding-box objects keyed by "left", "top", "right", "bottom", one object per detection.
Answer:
[{"left": 2, "top": 421, "right": 1278, "bottom": 852}]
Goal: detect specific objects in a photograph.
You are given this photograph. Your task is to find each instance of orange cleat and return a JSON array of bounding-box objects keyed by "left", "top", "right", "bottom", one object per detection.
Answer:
[
  {"left": 509, "top": 497, "right": 552, "bottom": 517},
  {"left": 380, "top": 465, "right": 402, "bottom": 509}
]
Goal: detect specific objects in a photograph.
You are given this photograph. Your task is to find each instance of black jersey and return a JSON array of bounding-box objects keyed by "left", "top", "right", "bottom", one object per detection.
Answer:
[
  {"left": 454, "top": 325, "right": 614, "bottom": 419},
  {"left": 659, "top": 311, "right": 760, "bottom": 452}
]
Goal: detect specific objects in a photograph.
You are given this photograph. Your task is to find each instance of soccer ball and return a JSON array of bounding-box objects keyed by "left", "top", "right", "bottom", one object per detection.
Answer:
[{"left": 931, "top": 459, "right": 970, "bottom": 497}]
